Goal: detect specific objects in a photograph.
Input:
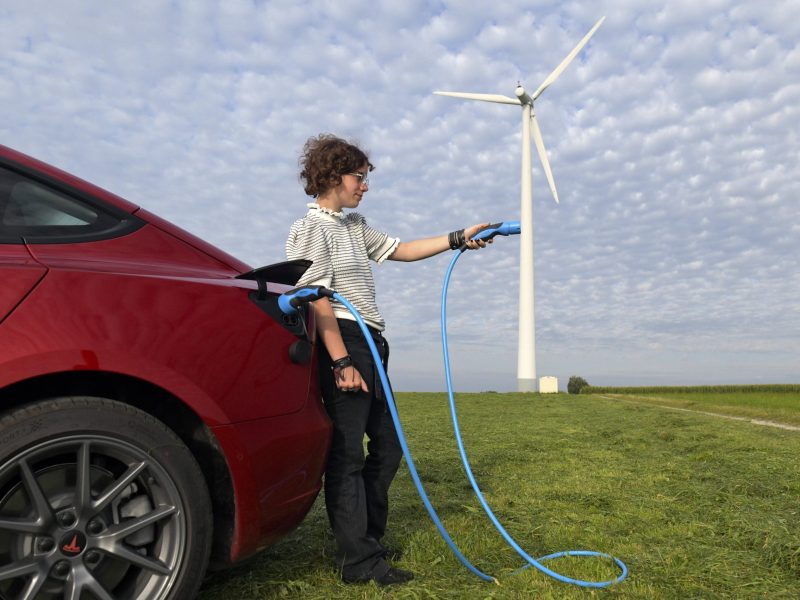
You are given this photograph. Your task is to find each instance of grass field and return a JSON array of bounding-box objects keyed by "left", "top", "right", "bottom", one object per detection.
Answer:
[
  {"left": 199, "top": 391, "right": 800, "bottom": 599},
  {"left": 594, "top": 390, "right": 800, "bottom": 427}
]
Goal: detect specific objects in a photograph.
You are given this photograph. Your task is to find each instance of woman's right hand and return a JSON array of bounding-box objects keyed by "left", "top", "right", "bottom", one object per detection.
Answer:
[
  {"left": 311, "top": 297, "right": 369, "bottom": 393},
  {"left": 334, "top": 364, "right": 369, "bottom": 393}
]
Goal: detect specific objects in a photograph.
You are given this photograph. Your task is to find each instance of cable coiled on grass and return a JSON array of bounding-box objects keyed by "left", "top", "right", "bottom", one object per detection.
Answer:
[
  {"left": 329, "top": 260, "right": 627, "bottom": 587},
  {"left": 439, "top": 249, "right": 627, "bottom": 588}
]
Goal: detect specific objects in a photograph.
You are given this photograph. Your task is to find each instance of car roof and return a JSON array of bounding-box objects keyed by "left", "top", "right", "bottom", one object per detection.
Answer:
[
  {"left": 0, "top": 143, "right": 251, "bottom": 273},
  {"left": 0, "top": 144, "right": 139, "bottom": 214}
]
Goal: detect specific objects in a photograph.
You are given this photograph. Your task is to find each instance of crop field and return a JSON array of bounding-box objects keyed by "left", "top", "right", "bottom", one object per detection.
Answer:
[{"left": 199, "top": 390, "right": 800, "bottom": 599}]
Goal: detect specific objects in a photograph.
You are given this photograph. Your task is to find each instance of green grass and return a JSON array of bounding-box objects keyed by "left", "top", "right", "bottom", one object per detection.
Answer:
[
  {"left": 199, "top": 392, "right": 800, "bottom": 599},
  {"left": 594, "top": 390, "right": 800, "bottom": 427},
  {"left": 584, "top": 385, "right": 800, "bottom": 395}
]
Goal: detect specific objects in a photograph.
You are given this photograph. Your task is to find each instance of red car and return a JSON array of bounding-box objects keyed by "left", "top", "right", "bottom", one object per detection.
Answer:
[{"left": 0, "top": 144, "right": 331, "bottom": 599}]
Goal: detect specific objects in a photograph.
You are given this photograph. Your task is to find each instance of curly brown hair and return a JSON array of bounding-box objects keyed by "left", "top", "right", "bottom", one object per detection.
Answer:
[{"left": 299, "top": 134, "right": 374, "bottom": 197}]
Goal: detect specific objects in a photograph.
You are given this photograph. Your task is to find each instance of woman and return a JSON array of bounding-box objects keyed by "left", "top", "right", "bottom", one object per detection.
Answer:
[{"left": 286, "top": 134, "right": 490, "bottom": 586}]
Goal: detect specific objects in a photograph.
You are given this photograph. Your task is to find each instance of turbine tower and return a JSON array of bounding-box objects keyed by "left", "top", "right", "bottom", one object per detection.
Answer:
[{"left": 435, "top": 17, "right": 604, "bottom": 392}]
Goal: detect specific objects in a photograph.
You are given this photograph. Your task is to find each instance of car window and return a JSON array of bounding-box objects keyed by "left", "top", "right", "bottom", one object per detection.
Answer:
[
  {"left": 4, "top": 181, "right": 99, "bottom": 227},
  {"left": 0, "top": 166, "right": 141, "bottom": 244}
]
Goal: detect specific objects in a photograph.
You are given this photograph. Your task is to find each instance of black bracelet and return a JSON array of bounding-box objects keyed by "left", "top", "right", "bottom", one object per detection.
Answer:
[
  {"left": 331, "top": 355, "right": 353, "bottom": 370},
  {"left": 448, "top": 229, "right": 465, "bottom": 250}
]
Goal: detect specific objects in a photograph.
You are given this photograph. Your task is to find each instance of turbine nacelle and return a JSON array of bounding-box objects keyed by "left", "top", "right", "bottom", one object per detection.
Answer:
[{"left": 515, "top": 86, "right": 532, "bottom": 106}]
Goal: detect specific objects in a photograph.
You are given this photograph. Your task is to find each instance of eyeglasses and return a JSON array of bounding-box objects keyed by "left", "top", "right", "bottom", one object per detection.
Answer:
[{"left": 345, "top": 172, "right": 370, "bottom": 187}]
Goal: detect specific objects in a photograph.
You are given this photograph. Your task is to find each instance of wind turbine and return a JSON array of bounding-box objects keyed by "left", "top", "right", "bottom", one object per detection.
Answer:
[{"left": 435, "top": 17, "right": 604, "bottom": 393}]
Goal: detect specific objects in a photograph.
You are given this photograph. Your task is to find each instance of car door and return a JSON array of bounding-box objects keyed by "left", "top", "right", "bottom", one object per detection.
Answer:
[
  {"left": 0, "top": 245, "right": 46, "bottom": 323},
  {"left": 0, "top": 162, "right": 140, "bottom": 323}
]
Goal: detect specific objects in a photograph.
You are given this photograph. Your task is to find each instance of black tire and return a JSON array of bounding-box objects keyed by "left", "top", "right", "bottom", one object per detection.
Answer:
[{"left": 0, "top": 397, "right": 213, "bottom": 600}]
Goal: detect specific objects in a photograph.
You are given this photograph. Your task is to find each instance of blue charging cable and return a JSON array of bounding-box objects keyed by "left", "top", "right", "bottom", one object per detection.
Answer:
[
  {"left": 442, "top": 223, "right": 627, "bottom": 587},
  {"left": 280, "top": 286, "right": 497, "bottom": 583},
  {"left": 278, "top": 221, "right": 627, "bottom": 587}
]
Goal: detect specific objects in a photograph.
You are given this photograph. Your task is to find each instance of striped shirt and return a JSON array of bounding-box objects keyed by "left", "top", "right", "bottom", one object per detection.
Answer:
[{"left": 286, "top": 203, "right": 400, "bottom": 331}]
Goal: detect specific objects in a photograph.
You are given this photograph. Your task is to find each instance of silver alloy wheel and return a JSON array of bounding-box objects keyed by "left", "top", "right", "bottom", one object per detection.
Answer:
[{"left": 0, "top": 434, "right": 187, "bottom": 599}]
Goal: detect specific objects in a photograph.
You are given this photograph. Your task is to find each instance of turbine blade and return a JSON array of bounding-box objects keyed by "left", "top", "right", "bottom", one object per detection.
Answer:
[
  {"left": 434, "top": 91, "right": 521, "bottom": 106},
  {"left": 530, "top": 114, "right": 559, "bottom": 204},
  {"left": 531, "top": 16, "right": 605, "bottom": 101}
]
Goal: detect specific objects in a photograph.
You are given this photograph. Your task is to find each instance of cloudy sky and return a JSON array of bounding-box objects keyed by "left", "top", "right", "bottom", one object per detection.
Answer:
[{"left": 1, "top": 0, "right": 798, "bottom": 391}]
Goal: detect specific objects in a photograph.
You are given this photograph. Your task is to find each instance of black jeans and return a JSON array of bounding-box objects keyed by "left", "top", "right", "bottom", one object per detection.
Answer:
[{"left": 319, "top": 319, "right": 403, "bottom": 580}]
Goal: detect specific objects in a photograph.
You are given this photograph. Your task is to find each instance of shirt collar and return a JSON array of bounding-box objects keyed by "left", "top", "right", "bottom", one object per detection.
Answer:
[{"left": 307, "top": 202, "right": 343, "bottom": 219}]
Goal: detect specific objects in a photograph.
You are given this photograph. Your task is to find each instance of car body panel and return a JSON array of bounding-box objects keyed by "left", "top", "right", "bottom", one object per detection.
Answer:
[
  {"left": 25, "top": 221, "right": 238, "bottom": 279},
  {"left": 0, "top": 143, "right": 332, "bottom": 568},
  {"left": 0, "top": 245, "right": 46, "bottom": 322},
  {"left": 134, "top": 207, "right": 250, "bottom": 274},
  {"left": 211, "top": 399, "right": 331, "bottom": 561},
  {"left": 0, "top": 259, "right": 315, "bottom": 424}
]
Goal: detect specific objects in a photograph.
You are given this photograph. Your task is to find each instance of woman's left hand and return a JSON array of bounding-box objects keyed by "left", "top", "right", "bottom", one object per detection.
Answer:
[{"left": 463, "top": 223, "right": 493, "bottom": 249}]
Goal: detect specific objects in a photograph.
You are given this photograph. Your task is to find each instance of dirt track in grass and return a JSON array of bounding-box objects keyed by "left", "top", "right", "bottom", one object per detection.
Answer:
[{"left": 600, "top": 394, "right": 800, "bottom": 431}]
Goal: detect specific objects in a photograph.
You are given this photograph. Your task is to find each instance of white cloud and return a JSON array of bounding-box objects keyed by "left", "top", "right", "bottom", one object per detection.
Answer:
[{"left": 1, "top": 0, "right": 797, "bottom": 390}]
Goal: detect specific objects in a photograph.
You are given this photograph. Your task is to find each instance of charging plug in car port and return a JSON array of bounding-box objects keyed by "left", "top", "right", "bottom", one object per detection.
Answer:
[
  {"left": 237, "top": 260, "right": 315, "bottom": 364},
  {"left": 243, "top": 293, "right": 311, "bottom": 365},
  {"left": 248, "top": 291, "right": 308, "bottom": 337}
]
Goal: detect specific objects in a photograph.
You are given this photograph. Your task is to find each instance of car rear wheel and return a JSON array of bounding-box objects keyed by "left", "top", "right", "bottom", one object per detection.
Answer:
[{"left": 0, "top": 397, "right": 212, "bottom": 599}]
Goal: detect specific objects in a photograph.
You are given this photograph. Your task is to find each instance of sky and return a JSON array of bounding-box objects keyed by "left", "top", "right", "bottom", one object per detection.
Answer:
[{"left": 1, "top": 0, "right": 798, "bottom": 391}]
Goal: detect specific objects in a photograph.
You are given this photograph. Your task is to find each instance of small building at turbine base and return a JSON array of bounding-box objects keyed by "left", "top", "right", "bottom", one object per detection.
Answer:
[{"left": 539, "top": 376, "right": 559, "bottom": 394}]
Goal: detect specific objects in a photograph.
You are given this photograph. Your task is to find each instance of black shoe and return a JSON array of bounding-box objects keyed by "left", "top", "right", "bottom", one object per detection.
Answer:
[{"left": 375, "top": 567, "right": 414, "bottom": 586}]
